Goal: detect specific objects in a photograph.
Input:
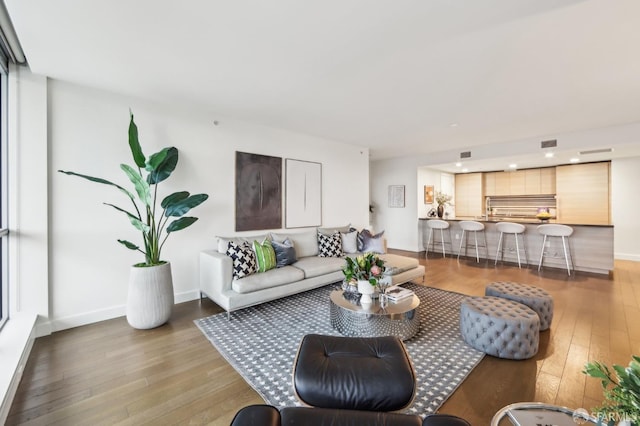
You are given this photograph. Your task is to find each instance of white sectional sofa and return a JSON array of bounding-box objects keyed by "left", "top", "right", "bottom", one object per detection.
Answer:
[{"left": 199, "top": 227, "right": 425, "bottom": 317}]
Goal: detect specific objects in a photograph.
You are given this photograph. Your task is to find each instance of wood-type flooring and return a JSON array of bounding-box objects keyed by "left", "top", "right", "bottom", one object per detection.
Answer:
[{"left": 7, "top": 252, "right": 640, "bottom": 425}]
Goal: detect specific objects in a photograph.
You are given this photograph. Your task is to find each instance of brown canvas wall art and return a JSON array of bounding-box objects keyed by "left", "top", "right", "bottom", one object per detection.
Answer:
[{"left": 235, "top": 152, "right": 282, "bottom": 231}]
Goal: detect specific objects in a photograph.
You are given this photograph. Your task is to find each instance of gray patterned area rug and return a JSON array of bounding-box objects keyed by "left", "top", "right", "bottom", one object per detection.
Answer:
[{"left": 195, "top": 283, "right": 484, "bottom": 417}]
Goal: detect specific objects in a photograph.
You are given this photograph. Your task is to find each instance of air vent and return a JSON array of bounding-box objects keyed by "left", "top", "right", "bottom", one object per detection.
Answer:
[
  {"left": 579, "top": 148, "right": 613, "bottom": 155},
  {"left": 460, "top": 151, "right": 471, "bottom": 159},
  {"left": 541, "top": 139, "right": 557, "bottom": 149}
]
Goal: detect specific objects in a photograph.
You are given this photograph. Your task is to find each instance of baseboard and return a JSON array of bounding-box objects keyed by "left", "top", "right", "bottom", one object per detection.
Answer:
[
  {"left": 47, "top": 289, "right": 201, "bottom": 333},
  {"left": 614, "top": 253, "right": 640, "bottom": 262},
  {"left": 0, "top": 313, "right": 37, "bottom": 425}
]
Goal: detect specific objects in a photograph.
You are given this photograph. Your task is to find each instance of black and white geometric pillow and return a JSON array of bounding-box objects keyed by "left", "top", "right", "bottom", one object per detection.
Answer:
[
  {"left": 226, "top": 241, "right": 257, "bottom": 279},
  {"left": 318, "top": 232, "right": 343, "bottom": 257}
]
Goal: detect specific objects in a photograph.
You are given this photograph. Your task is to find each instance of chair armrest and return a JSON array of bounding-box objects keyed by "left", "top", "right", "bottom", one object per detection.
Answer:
[{"left": 230, "top": 405, "right": 280, "bottom": 426}]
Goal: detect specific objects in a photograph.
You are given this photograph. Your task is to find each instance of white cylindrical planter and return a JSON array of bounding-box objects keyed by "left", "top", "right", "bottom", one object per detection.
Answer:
[{"left": 127, "top": 262, "right": 174, "bottom": 329}]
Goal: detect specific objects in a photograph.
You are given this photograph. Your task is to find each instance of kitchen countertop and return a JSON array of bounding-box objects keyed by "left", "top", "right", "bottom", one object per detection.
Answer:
[{"left": 419, "top": 216, "right": 613, "bottom": 228}]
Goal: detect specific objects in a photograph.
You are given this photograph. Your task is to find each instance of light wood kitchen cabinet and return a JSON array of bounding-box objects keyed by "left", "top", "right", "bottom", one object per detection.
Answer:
[
  {"left": 556, "top": 162, "right": 610, "bottom": 225},
  {"left": 484, "top": 172, "right": 496, "bottom": 196},
  {"left": 483, "top": 167, "right": 557, "bottom": 196},
  {"left": 524, "top": 169, "right": 541, "bottom": 194},
  {"left": 494, "top": 172, "right": 510, "bottom": 195},
  {"left": 539, "top": 167, "right": 556, "bottom": 194},
  {"left": 509, "top": 170, "right": 526, "bottom": 195},
  {"left": 454, "top": 172, "right": 483, "bottom": 217}
]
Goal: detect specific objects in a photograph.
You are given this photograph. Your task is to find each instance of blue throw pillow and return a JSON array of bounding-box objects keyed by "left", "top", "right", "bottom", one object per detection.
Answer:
[{"left": 271, "top": 238, "right": 297, "bottom": 267}]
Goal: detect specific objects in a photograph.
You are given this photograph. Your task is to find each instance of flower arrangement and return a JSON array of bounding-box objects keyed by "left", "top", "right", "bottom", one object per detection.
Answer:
[
  {"left": 583, "top": 355, "right": 640, "bottom": 425},
  {"left": 343, "top": 252, "right": 386, "bottom": 286},
  {"left": 435, "top": 190, "right": 453, "bottom": 206}
]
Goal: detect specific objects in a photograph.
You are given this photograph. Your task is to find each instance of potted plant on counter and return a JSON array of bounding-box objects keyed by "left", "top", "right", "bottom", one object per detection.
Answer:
[
  {"left": 59, "top": 112, "right": 209, "bottom": 329},
  {"left": 583, "top": 355, "right": 640, "bottom": 425},
  {"left": 434, "top": 191, "right": 453, "bottom": 218}
]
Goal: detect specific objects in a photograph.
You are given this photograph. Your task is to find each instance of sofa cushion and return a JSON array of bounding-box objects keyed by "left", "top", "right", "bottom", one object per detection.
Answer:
[
  {"left": 271, "top": 238, "right": 297, "bottom": 268},
  {"left": 318, "top": 232, "right": 343, "bottom": 258},
  {"left": 379, "top": 253, "right": 419, "bottom": 276},
  {"left": 253, "top": 239, "right": 277, "bottom": 273},
  {"left": 227, "top": 241, "right": 258, "bottom": 279},
  {"left": 340, "top": 230, "right": 358, "bottom": 254},
  {"left": 272, "top": 230, "right": 318, "bottom": 258},
  {"left": 293, "top": 256, "right": 346, "bottom": 279},
  {"left": 217, "top": 234, "right": 270, "bottom": 253},
  {"left": 232, "top": 266, "right": 305, "bottom": 294},
  {"left": 318, "top": 224, "right": 351, "bottom": 236}
]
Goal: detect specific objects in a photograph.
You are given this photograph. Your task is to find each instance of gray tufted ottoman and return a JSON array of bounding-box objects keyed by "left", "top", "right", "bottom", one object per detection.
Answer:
[
  {"left": 460, "top": 296, "right": 540, "bottom": 360},
  {"left": 485, "top": 281, "right": 554, "bottom": 330}
]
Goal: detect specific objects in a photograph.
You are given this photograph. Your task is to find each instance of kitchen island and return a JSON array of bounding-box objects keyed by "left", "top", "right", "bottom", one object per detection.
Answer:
[{"left": 419, "top": 217, "right": 613, "bottom": 275}]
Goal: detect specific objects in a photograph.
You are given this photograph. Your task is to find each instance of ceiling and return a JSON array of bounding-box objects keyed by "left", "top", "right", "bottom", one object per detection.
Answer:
[{"left": 6, "top": 0, "right": 640, "bottom": 168}]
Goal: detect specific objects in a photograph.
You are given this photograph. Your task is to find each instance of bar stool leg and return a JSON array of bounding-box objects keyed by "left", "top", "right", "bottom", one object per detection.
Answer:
[
  {"left": 515, "top": 233, "right": 522, "bottom": 268},
  {"left": 426, "top": 228, "right": 433, "bottom": 258},
  {"left": 521, "top": 234, "right": 528, "bottom": 267},
  {"left": 538, "top": 234, "right": 547, "bottom": 271},
  {"left": 495, "top": 232, "right": 504, "bottom": 266},
  {"left": 561, "top": 236, "right": 572, "bottom": 275},
  {"left": 457, "top": 229, "right": 466, "bottom": 261},
  {"left": 473, "top": 231, "right": 480, "bottom": 262},
  {"left": 482, "top": 231, "right": 488, "bottom": 260},
  {"left": 440, "top": 228, "right": 446, "bottom": 258}
]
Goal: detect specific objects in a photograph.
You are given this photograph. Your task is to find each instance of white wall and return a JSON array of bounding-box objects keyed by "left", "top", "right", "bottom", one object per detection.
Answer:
[
  {"left": 611, "top": 156, "right": 640, "bottom": 261},
  {"left": 30, "top": 79, "right": 370, "bottom": 332},
  {"left": 370, "top": 157, "right": 421, "bottom": 251}
]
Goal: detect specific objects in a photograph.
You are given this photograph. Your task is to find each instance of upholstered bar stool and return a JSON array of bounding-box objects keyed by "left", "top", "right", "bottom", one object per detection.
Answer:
[
  {"left": 426, "top": 219, "right": 452, "bottom": 258},
  {"left": 494, "top": 222, "right": 528, "bottom": 268},
  {"left": 457, "top": 220, "right": 488, "bottom": 263},
  {"left": 537, "top": 224, "right": 574, "bottom": 275}
]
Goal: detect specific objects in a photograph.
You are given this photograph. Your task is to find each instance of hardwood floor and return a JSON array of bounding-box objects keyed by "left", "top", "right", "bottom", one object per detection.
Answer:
[{"left": 7, "top": 254, "right": 639, "bottom": 425}]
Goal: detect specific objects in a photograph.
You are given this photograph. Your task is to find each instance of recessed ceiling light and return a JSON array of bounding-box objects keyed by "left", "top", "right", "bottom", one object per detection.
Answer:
[
  {"left": 455, "top": 162, "right": 462, "bottom": 167},
  {"left": 508, "top": 163, "right": 517, "bottom": 169},
  {"left": 449, "top": 123, "right": 459, "bottom": 128},
  {"left": 544, "top": 152, "right": 554, "bottom": 158},
  {"left": 570, "top": 158, "right": 580, "bottom": 163},
  {"left": 462, "top": 168, "right": 469, "bottom": 173}
]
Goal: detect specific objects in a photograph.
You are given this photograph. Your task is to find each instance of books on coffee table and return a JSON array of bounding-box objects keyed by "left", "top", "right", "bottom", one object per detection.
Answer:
[{"left": 385, "top": 285, "right": 414, "bottom": 302}]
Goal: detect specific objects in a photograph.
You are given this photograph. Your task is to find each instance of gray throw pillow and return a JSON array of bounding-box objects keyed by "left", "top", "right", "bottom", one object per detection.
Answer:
[
  {"left": 271, "top": 238, "right": 297, "bottom": 267},
  {"left": 358, "top": 229, "right": 384, "bottom": 252},
  {"left": 361, "top": 229, "right": 385, "bottom": 254}
]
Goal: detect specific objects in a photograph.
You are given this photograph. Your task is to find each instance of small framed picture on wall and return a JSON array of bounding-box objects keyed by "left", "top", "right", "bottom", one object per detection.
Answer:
[
  {"left": 424, "top": 185, "right": 434, "bottom": 204},
  {"left": 388, "top": 185, "right": 405, "bottom": 208}
]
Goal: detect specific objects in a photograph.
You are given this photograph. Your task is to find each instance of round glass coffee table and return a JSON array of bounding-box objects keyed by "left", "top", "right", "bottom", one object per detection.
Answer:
[
  {"left": 329, "top": 290, "right": 420, "bottom": 341},
  {"left": 491, "top": 402, "right": 599, "bottom": 425}
]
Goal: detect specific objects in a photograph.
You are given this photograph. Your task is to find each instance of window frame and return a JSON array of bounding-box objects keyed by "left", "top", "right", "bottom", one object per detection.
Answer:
[{"left": 0, "top": 69, "right": 8, "bottom": 331}]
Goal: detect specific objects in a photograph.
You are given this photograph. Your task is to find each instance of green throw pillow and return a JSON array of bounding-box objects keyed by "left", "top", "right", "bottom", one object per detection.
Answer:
[{"left": 253, "top": 240, "right": 276, "bottom": 273}]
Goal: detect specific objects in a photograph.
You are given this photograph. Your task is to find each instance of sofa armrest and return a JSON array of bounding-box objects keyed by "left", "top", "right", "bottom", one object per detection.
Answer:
[{"left": 199, "top": 250, "right": 234, "bottom": 307}]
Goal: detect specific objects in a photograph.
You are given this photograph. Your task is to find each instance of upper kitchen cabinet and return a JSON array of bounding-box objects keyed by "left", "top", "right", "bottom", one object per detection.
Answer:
[
  {"left": 539, "top": 167, "right": 556, "bottom": 194},
  {"left": 484, "top": 167, "right": 556, "bottom": 196},
  {"left": 494, "top": 171, "right": 510, "bottom": 195},
  {"left": 556, "top": 162, "right": 610, "bottom": 225},
  {"left": 455, "top": 172, "right": 483, "bottom": 217}
]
